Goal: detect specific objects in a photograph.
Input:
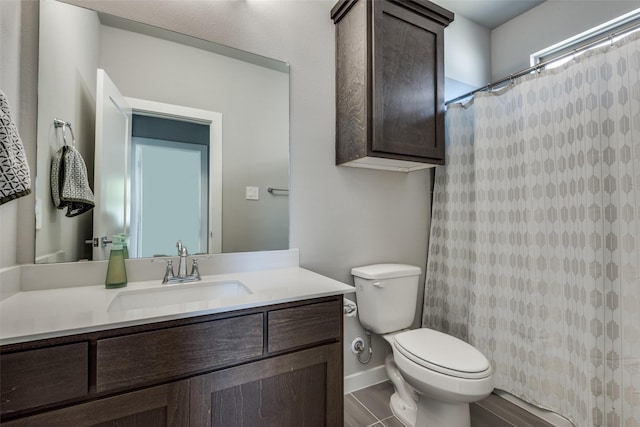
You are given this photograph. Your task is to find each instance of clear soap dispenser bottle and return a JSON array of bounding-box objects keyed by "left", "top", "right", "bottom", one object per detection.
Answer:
[{"left": 105, "top": 237, "right": 128, "bottom": 289}]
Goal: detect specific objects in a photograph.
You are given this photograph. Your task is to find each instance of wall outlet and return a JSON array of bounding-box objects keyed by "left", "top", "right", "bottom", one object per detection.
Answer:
[{"left": 245, "top": 186, "right": 259, "bottom": 200}]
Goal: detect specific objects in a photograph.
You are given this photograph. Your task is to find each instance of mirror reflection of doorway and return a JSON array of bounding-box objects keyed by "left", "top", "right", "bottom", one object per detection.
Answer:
[{"left": 130, "top": 115, "right": 209, "bottom": 258}]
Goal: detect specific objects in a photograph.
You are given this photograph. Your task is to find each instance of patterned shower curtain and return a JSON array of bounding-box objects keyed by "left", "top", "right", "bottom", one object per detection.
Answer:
[{"left": 423, "top": 32, "right": 640, "bottom": 426}]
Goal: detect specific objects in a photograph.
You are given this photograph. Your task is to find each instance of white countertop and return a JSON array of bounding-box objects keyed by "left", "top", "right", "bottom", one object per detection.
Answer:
[{"left": 0, "top": 267, "right": 353, "bottom": 346}]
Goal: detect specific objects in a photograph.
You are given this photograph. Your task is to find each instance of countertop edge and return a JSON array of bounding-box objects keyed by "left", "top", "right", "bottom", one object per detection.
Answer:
[{"left": 0, "top": 267, "right": 354, "bottom": 346}]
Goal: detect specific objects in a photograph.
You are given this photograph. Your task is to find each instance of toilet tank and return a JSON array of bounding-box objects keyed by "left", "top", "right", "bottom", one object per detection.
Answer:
[{"left": 352, "top": 264, "right": 421, "bottom": 334}]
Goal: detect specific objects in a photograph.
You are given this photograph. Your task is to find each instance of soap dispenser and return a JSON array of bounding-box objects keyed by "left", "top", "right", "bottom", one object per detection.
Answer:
[
  {"left": 105, "top": 236, "right": 128, "bottom": 289},
  {"left": 117, "top": 233, "right": 129, "bottom": 259}
]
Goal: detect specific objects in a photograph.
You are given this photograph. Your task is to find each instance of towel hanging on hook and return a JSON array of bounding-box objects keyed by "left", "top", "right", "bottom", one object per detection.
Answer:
[{"left": 51, "top": 118, "right": 94, "bottom": 216}]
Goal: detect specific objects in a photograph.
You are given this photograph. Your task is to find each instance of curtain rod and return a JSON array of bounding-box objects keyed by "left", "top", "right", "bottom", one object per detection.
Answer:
[{"left": 445, "top": 19, "right": 640, "bottom": 106}]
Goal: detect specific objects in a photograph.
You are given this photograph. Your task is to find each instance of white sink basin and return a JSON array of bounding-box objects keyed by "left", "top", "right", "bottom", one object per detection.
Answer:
[{"left": 107, "top": 280, "right": 252, "bottom": 312}]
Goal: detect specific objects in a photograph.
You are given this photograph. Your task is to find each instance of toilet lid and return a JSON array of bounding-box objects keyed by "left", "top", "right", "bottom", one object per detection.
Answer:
[{"left": 394, "top": 329, "right": 492, "bottom": 379}]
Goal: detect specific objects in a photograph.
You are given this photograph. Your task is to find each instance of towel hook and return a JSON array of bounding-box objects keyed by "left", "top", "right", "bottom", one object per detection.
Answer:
[{"left": 53, "top": 118, "right": 76, "bottom": 147}]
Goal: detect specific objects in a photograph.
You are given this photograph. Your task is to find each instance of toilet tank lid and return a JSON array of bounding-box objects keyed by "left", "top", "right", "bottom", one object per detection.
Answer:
[{"left": 351, "top": 264, "right": 421, "bottom": 279}]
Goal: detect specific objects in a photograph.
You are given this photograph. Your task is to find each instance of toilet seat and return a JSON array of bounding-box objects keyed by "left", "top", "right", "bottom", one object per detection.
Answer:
[{"left": 394, "top": 328, "right": 492, "bottom": 380}]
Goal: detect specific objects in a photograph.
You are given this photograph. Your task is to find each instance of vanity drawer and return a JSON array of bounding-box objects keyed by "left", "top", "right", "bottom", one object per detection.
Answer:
[
  {"left": 95, "top": 313, "right": 264, "bottom": 393},
  {"left": 0, "top": 342, "right": 89, "bottom": 414},
  {"left": 267, "top": 299, "right": 342, "bottom": 353}
]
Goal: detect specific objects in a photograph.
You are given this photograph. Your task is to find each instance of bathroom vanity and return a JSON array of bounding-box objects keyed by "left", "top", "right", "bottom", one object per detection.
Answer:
[{"left": 0, "top": 259, "right": 351, "bottom": 426}]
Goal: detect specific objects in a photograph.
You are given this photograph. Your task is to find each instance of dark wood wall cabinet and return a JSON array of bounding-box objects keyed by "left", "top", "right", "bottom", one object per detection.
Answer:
[
  {"left": 332, "top": 0, "right": 453, "bottom": 172},
  {"left": 0, "top": 296, "right": 344, "bottom": 426}
]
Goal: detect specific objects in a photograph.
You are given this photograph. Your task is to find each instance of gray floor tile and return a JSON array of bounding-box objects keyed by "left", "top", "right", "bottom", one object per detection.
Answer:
[
  {"left": 352, "top": 381, "right": 395, "bottom": 420},
  {"left": 381, "top": 416, "right": 407, "bottom": 427},
  {"left": 382, "top": 417, "right": 406, "bottom": 427},
  {"left": 344, "top": 394, "right": 378, "bottom": 427},
  {"left": 346, "top": 382, "right": 554, "bottom": 427}
]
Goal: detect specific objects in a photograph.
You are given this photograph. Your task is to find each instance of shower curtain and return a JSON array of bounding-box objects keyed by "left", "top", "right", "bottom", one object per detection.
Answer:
[{"left": 423, "top": 33, "right": 640, "bottom": 426}]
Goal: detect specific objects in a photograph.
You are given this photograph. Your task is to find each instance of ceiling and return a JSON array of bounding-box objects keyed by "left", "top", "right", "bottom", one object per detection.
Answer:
[{"left": 432, "top": 0, "right": 546, "bottom": 29}]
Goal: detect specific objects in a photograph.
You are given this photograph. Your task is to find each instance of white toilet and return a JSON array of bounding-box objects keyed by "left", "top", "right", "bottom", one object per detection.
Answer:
[{"left": 352, "top": 264, "right": 494, "bottom": 427}]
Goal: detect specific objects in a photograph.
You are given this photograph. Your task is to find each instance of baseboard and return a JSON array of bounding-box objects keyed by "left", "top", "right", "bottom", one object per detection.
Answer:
[{"left": 344, "top": 364, "right": 388, "bottom": 394}]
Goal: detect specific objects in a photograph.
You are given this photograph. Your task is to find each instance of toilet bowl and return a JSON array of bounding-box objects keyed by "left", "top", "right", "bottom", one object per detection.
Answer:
[
  {"left": 352, "top": 264, "right": 494, "bottom": 427},
  {"left": 384, "top": 329, "right": 493, "bottom": 426}
]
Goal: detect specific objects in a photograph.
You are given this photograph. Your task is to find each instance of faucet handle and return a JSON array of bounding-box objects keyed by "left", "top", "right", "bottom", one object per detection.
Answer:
[
  {"left": 162, "top": 260, "right": 175, "bottom": 284},
  {"left": 190, "top": 259, "right": 201, "bottom": 280}
]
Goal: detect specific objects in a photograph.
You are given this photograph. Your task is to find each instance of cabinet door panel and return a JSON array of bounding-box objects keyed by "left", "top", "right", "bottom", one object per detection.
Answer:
[
  {"left": 2, "top": 380, "right": 189, "bottom": 427},
  {"left": 192, "top": 343, "right": 343, "bottom": 427},
  {"left": 212, "top": 364, "right": 326, "bottom": 426},
  {"left": 373, "top": 0, "right": 445, "bottom": 160}
]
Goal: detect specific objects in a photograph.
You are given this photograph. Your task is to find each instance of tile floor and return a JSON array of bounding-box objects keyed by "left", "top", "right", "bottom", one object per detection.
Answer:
[
  {"left": 344, "top": 381, "right": 557, "bottom": 427},
  {"left": 344, "top": 381, "right": 404, "bottom": 427}
]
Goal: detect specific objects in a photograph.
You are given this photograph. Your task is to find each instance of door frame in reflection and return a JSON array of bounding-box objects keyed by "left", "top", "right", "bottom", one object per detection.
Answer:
[{"left": 126, "top": 98, "right": 222, "bottom": 256}]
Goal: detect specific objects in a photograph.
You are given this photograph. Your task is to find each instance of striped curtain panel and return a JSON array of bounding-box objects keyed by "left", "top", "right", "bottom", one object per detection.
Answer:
[{"left": 424, "top": 32, "right": 640, "bottom": 426}]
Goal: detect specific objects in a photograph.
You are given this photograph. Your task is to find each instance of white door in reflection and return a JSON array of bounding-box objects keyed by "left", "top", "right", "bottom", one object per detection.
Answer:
[
  {"left": 94, "top": 69, "right": 132, "bottom": 261},
  {"left": 124, "top": 98, "right": 223, "bottom": 258},
  {"left": 131, "top": 134, "right": 208, "bottom": 258}
]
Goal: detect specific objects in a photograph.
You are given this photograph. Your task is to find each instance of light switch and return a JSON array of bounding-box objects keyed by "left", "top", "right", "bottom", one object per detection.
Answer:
[{"left": 246, "top": 186, "right": 259, "bottom": 200}]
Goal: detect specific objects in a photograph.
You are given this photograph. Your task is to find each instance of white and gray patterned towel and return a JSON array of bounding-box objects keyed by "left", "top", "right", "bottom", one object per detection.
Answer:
[
  {"left": 51, "top": 145, "right": 94, "bottom": 217},
  {"left": 0, "top": 90, "right": 32, "bottom": 205}
]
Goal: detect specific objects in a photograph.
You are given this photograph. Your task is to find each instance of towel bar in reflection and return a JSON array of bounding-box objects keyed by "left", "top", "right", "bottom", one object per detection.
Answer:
[{"left": 267, "top": 187, "right": 289, "bottom": 195}]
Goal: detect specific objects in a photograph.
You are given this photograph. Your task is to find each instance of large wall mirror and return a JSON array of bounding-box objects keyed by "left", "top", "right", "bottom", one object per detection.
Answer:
[{"left": 35, "top": 0, "right": 290, "bottom": 263}]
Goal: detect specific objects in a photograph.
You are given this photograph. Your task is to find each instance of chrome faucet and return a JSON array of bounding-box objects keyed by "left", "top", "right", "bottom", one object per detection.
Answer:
[{"left": 162, "top": 240, "right": 201, "bottom": 284}]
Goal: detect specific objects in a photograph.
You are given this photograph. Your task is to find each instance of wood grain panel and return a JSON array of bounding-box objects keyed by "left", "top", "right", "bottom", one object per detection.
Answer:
[
  {"left": 96, "top": 314, "right": 263, "bottom": 393},
  {"left": 335, "top": 0, "right": 369, "bottom": 165},
  {"left": 212, "top": 364, "right": 326, "bottom": 426},
  {"left": 2, "top": 380, "right": 189, "bottom": 427},
  {"left": 0, "top": 342, "right": 88, "bottom": 415},
  {"left": 373, "top": 0, "right": 444, "bottom": 159},
  {"left": 191, "top": 342, "right": 343, "bottom": 427},
  {"left": 267, "top": 299, "right": 341, "bottom": 353}
]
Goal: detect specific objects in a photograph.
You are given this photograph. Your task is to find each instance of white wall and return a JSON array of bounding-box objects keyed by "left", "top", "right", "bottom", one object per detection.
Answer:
[
  {"left": 440, "top": 11, "right": 492, "bottom": 90},
  {"left": 98, "top": 25, "right": 289, "bottom": 253},
  {"left": 35, "top": 0, "right": 98, "bottom": 263},
  {"left": 0, "top": 0, "right": 22, "bottom": 268},
  {"left": 0, "top": 0, "right": 37, "bottom": 269},
  {"left": 492, "top": 0, "right": 640, "bottom": 80}
]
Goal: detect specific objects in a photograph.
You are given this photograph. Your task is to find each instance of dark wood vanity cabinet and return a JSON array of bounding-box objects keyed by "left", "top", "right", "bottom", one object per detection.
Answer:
[
  {"left": 331, "top": 0, "right": 453, "bottom": 171},
  {"left": 0, "top": 296, "right": 344, "bottom": 427},
  {"left": 2, "top": 380, "right": 191, "bottom": 426},
  {"left": 192, "top": 343, "right": 342, "bottom": 426}
]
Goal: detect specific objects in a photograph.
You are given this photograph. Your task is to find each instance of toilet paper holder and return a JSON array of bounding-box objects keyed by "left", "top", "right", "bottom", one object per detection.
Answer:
[{"left": 343, "top": 297, "right": 357, "bottom": 317}]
